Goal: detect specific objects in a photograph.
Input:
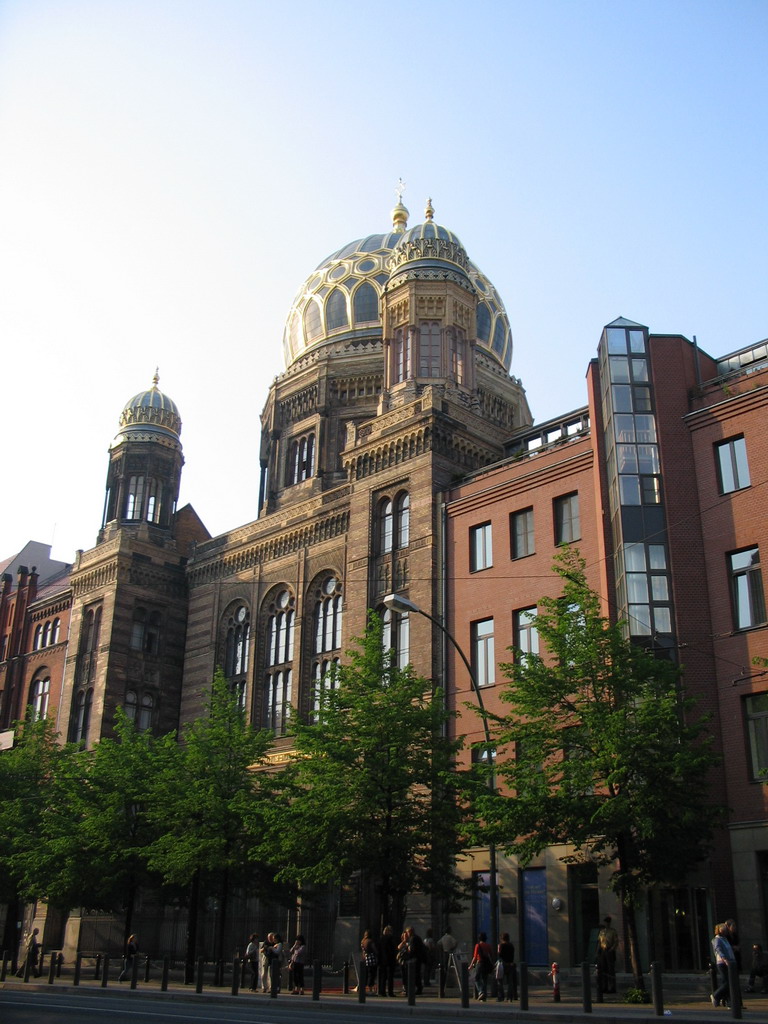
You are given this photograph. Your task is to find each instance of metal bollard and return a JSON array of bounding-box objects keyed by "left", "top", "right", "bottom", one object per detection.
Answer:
[
  {"left": 74, "top": 953, "right": 82, "bottom": 986},
  {"left": 196, "top": 956, "right": 205, "bottom": 993},
  {"left": 144, "top": 954, "right": 151, "bottom": 983},
  {"left": 438, "top": 960, "right": 445, "bottom": 998},
  {"left": 726, "top": 960, "right": 742, "bottom": 1020},
  {"left": 101, "top": 955, "right": 110, "bottom": 988},
  {"left": 343, "top": 959, "right": 349, "bottom": 994},
  {"left": 595, "top": 959, "right": 604, "bottom": 1003},
  {"left": 650, "top": 960, "right": 664, "bottom": 1016},
  {"left": 358, "top": 958, "right": 366, "bottom": 1002},
  {"left": 269, "top": 955, "right": 279, "bottom": 998},
  {"left": 56, "top": 952, "right": 63, "bottom": 977},
  {"left": 407, "top": 959, "right": 416, "bottom": 1005},
  {"left": 48, "top": 953, "right": 56, "bottom": 984},
  {"left": 551, "top": 960, "right": 561, "bottom": 1001},
  {"left": 130, "top": 953, "right": 139, "bottom": 989},
  {"left": 461, "top": 960, "right": 470, "bottom": 1008},
  {"left": 0, "top": 951, "right": 7, "bottom": 982},
  {"left": 312, "top": 958, "right": 322, "bottom": 1001},
  {"left": 520, "top": 961, "right": 529, "bottom": 1011},
  {"left": 231, "top": 955, "right": 239, "bottom": 995},
  {"left": 581, "top": 960, "right": 592, "bottom": 1013},
  {"left": 95, "top": 953, "right": 101, "bottom": 979},
  {"left": 161, "top": 956, "right": 170, "bottom": 992}
]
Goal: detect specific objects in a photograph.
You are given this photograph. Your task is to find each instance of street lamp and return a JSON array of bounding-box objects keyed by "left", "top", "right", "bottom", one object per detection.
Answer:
[{"left": 382, "top": 593, "right": 499, "bottom": 951}]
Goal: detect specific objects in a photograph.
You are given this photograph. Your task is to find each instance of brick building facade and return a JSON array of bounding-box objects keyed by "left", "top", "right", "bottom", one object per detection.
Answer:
[{"left": 1, "top": 202, "right": 766, "bottom": 972}]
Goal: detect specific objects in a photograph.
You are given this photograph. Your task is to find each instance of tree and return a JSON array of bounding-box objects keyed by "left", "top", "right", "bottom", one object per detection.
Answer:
[
  {"left": 19, "top": 710, "right": 178, "bottom": 936},
  {"left": 0, "top": 715, "right": 67, "bottom": 957},
  {"left": 473, "top": 548, "right": 722, "bottom": 988},
  {"left": 259, "top": 613, "right": 467, "bottom": 934},
  {"left": 145, "top": 670, "right": 275, "bottom": 975}
]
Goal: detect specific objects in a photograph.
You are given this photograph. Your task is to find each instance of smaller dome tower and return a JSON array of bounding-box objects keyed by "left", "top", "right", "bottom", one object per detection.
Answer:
[{"left": 99, "top": 371, "right": 184, "bottom": 541}]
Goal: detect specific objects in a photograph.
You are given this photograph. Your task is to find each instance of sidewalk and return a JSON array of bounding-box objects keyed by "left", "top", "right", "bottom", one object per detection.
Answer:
[{"left": 3, "top": 967, "right": 768, "bottom": 1023}]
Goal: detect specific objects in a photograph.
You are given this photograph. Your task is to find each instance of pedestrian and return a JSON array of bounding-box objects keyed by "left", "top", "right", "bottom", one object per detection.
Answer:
[
  {"left": 245, "top": 933, "right": 259, "bottom": 991},
  {"left": 360, "top": 929, "right": 378, "bottom": 993},
  {"left": 469, "top": 931, "right": 493, "bottom": 1002},
  {"left": 497, "top": 931, "right": 518, "bottom": 1001},
  {"left": 378, "top": 924, "right": 397, "bottom": 997},
  {"left": 711, "top": 922, "right": 737, "bottom": 1008},
  {"left": 271, "top": 933, "right": 284, "bottom": 992},
  {"left": 289, "top": 934, "right": 306, "bottom": 994},
  {"left": 725, "top": 919, "right": 742, "bottom": 971},
  {"left": 16, "top": 927, "right": 41, "bottom": 978},
  {"left": 260, "top": 932, "right": 274, "bottom": 993},
  {"left": 746, "top": 943, "right": 768, "bottom": 993},
  {"left": 118, "top": 933, "right": 138, "bottom": 982},
  {"left": 596, "top": 916, "right": 618, "bottom": 993},
  {"left": 438, "top": 925, "right": 457, "bottom": 979}
]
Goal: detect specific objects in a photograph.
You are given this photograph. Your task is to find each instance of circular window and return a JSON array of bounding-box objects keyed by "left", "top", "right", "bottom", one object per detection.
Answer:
[{"left": 277, "top": 590, "right": 291, "bottom": 609}]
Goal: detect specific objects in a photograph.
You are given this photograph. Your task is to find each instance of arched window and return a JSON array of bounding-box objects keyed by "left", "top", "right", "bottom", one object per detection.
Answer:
[
  {"left": 31, "top": 675, "right": 50, "bottom": 721},
  {"left": 448, "top": 327, "right": 466, "bottom": 384},
  {"left": 353, "top": 282, "right": 378, "bottom": 323},
  {"left": 33, "top": 624, "right": 43, "bottom": 651},
  {"left": 42, "top": 621, "right": 52, "bottom": 647},
  {"left": 51, "top": 618, "right": 60, "bottom": 645},
  {"left": 131, "top": 607, "right": 162, "bottom": 655},
  {"left": 381, "top": 606, "right": 410, "bottom": 671},
  {"left": 224, "top": 604, "right": 250, "bottom": 679},
  {"left": 492, "top": 317, "right": 506, "bottom": 358},
  {"left": 476, "top": 303, "right": 491, "bottom": 342},
  {"left": 125, "top": 476, "right": 145, "bottom": 519},
  {"left": 265, "top": 589, "right": 294, "bottom": 735},
  {"left": 304, "top": 300, "right": 322, "bottom": 342},
  {"left": 326, "top": 288, "right": 349, "bottom": 331},
  {"left": 394, "top": 327, "right": 411, "bottom": 383},
  {"left": 146, "top": 478, "right": 162, "bottom": 523},
  {"left": 395, "top": 492, "right": 410, "bottom": 549},
  {"left": 419, "top": 321, "right": 441, "bottom": 377},
  {"left": 125, "top": 690, "right": 138, "bottom": 722},
  {"left": 77, "top": 606, "right": 102, "bottom": 687},
  {"left": 379, "top": 498, "right": 393, "bottom": 554},
  {"left": 287, "top": 433, "right": 316, "bottom": 485},
  {"left": 314, "top": 576, "right": 343, "bottom": 655},
  {"left": 69, "top": 688, "right": 93, "bottom": 744},
  {"left": 138, "top": 692, "right": 154, "bottom": 731}
]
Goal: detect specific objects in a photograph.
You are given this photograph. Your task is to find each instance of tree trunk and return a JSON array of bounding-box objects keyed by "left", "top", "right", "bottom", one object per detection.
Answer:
[
  {"left": 215, "top": 867, "right": 229, "bottom": 964},
  {"left": 616, "top": 831, "right": 645, "bottom": 990},
  {"left": 184, "top": 869, "right": 201, "bottom": 984}
]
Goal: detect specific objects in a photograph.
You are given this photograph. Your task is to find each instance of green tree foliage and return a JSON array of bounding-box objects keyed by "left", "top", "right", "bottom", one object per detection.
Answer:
[
  {"left": 473, "top": 549, "right": 722, "bottom": 987},
  {"left": 258, "top": 613, "right": 467, "bottom": 932},
  {"left": 146, "top": 670, "right": 276, "bottom": 965},
  {"left": 0, "top": 716, "right": 66, "bottom": 908},
  {"left": 10, "top": 710, "right": 177, "bottom": 932}
]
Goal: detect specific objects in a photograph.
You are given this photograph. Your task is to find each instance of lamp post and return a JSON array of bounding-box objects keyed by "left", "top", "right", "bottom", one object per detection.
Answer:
[{"left": 382, "top": 593, "right": 499, "bottom": 952}]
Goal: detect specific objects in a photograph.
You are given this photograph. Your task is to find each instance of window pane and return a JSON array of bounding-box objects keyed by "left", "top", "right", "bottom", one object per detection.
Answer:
[
  {"left": 629, "top": 329, "right": 646, "bottom": 353},
  {"left": 620, "top": 476, "right": 641, "bottom": 505},
  {"left": 637, "top": 445, "right": 659, "bottom": 474},
  {"left": 649, "top": 545, "right": 667, "bottom": 570},
  {"left": 606, "top": 328, "right": 626, "bottom": 354},
  {"left": 627, "top": 573, "right": 649, "bottom": 603},
  {"left": 631, "top": 359, "right": 649, "bottom": 382},
  {"left": 609, "top": 357, "right": 630, "bottom": 383},
  {"left": 653, "top": 606, "right": 672, "bottom": 633},
  {"left": 651, "top": 575, "right": 669, "bottom": 601},
  {"left": 628, "top": 604, "right": 652, "bottom": 635},
  {"left": 624, "top": 543, "right": 646, "bottom": 571},
  {"left": 612, "top": 385, "right": 632, "bottom": 412}
]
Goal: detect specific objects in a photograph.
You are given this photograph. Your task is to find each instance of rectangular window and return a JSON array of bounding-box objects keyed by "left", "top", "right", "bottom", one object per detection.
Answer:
[
  {"left": 513, "top": 607, "right": 539, "bottom": 656},
  {"left": 510, "top": 508, "right": 534, "bottom": 559},
  {"left": 554, "top": 493, "right": 580, "bottom": 544},
  {"left": 746, "top": 694, "right": 768, "bottom": 781},
  {"left": 472, "top": 618, "right": 495, "bottom": 687},
  {"left": 730, "top": 547, "right": 766, "bottom": 630},
  {"left": 716, "top": 436, "right": 750, "bottom": 494},
  {"left": 470, "top": 522, "right": 493, "bottom": 572}
]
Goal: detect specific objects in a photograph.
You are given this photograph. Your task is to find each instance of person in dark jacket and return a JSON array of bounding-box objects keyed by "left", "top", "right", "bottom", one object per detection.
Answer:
[{"left": 378, "top": 925, "right": 397, "bottom": 997}]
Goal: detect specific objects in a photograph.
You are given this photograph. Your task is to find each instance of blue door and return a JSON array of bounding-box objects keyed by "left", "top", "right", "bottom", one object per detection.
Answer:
[{"left": 522, "top": 867, "right": 548, "bottom": 965}]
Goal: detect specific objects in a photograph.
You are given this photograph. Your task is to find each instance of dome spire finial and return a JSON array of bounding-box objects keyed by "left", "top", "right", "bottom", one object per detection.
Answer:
[
  {"left": 152, "top": 367, "right": 160, "bottom": 388},
  {"left": 425, "top": 197, "right": 434, "bottom": 221},
  {"left": 391, "top": 177, "right": 409, "bottom": 234}
]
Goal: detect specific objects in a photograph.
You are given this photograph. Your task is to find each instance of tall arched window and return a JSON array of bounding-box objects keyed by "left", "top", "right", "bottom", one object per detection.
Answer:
[
  {"left": 396, "top": 492, "right": 410, "bottom": 549},
  {"left": 287, "top": 433, "right": 316, "bottom": 485},
  {"left": 131, "top": 607, "right": 161, "bottom": 655},
  {"left": 448, "top": 327, "right": 466, "bottom": 384},
  {"left": 42, "top": 621, "right": 52, "bottom": 647},
  {"left": 33, "top": 624, "right": 43, "bottom": 650},
  {"left": 353, "top": 282, "right": 378, "bottom": 324},
  {"left": 394, "top": 327, "right": 411, "bottom": 383},
  {"left": 77, "top": 605, "right": 102, "bottom": 687},
  {"left": 31, "top": 675, "right": 50, "bottom": 720},
  {"left": 125, "top": 476, "right": 145, "bottom": 519},
  {"left": 419, "top": 321, "right": 442, "bottom": 377},
  {"left": 379, "top": 498, "right": 394, "bottom": 554},
  {"left": 326, "top": 288, "right": 349, "bottom": 331},
  {"left": 146, "top": 478, "right": 162, "bottom": 523},
  {"left": 265, "top": 589, "right": 294, "bottom": 734},
  {"left": 69, "top": 688, "right": 93, "bottom": 744},
  {"left": 51, "top": 618, "right": 60, "bottom": 645},
  {"left": 381, "top": 606, "right": 410, "bottom": 671}
]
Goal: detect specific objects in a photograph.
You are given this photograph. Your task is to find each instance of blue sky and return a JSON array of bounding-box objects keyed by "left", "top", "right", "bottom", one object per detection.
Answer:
[{"left": 1, "top": 0, "right": 766, "bottom": 562}]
